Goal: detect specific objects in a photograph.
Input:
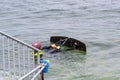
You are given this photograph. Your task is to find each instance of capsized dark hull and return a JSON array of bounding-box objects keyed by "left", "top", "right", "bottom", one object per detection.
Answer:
[{"left": 50, "top": 36, "right": 86, "bottom": 54}]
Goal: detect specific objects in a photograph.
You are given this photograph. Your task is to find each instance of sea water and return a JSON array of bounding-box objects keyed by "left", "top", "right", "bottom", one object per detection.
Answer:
[{"left": 0, "top": 0, "right": 120, "bottom": 80}]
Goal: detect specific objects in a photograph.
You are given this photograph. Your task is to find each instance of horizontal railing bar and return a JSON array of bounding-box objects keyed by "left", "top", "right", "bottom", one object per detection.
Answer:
[
  {"left": 31, "top": 64, "right": 46, "bottom": 80},
  {"left": 0, "top": 31, "right": 40, "bottom": 51},
  {"left": 19, "top": 63, "right": 45, "bottom": 80}
]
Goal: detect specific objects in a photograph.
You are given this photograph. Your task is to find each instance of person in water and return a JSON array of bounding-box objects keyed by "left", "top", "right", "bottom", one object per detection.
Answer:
[
  {"left": 32, "top": 42, "right": 50, "bottom": 80},
  {"left": 42, "top": 44, "right": 61, "bottom": 53},
  {"left": 32, "top": 42, "right": 61, "bottom": 53},
  {"left": 32, "top": 42, "right": 44, "bottom": 64}
]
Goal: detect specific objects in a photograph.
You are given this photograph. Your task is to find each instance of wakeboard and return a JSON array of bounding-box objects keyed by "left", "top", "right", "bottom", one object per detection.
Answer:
[{"left": 50, "top": 36, "right": 86, "bottom": 54}]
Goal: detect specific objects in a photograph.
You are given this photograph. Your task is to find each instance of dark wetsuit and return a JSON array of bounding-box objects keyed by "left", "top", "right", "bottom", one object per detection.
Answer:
[{"left": 42, "top": 44, "right": 61, "bottom": 53}]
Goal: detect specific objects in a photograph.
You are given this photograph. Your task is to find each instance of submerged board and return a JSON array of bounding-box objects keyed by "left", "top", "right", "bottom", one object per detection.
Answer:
[{"left": 50, "top": 36, "right": 86, "bottom": 53}]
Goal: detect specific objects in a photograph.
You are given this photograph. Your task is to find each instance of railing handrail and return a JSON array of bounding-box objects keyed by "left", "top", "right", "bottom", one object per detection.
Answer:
[
  {"left": 0, "top": 31, "right": 40, "bottom": 52},
  {"left": 31, "top": 63, "right": 46, "bottom": 80}
]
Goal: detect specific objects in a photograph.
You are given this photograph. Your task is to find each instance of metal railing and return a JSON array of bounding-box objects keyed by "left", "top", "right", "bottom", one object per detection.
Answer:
[
  {"left": 19, "top": 63, "right": 46, "bottom": 80},
  {"left": 0, "top": 31, "right": 44, "bottom": 80}
]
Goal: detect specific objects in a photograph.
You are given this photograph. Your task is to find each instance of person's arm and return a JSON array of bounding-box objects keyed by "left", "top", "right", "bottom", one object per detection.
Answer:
[
  {"left": 42, "top": 46, "right": 51, "bottom": 50},
  {"left": 50, "top": 46, "right": 61, "bottom": 53}
]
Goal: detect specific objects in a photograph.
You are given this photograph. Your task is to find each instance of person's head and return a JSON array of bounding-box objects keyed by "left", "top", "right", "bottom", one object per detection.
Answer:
[{"left": 32, "top": 42, "right": 42, "bottom": 49}]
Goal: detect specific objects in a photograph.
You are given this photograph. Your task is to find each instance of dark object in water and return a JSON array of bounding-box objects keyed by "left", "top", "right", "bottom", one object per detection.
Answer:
[{"left": 50, "top": 36, "right": 86, "bottom": 54}]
